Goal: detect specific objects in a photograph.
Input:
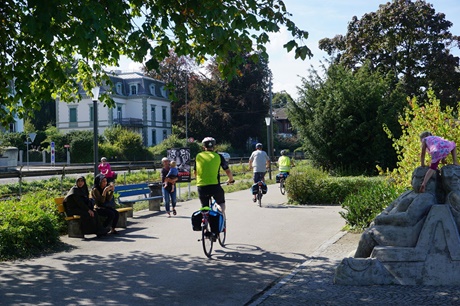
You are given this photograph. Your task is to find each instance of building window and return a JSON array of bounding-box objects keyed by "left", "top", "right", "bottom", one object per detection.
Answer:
[
  {"left": 117, "top": 105, "right": 122, "bottom": 122},
  {"left": 151, "top": 105, "right": 156, "bottom": 125},
  {"left": 130, "top": 84, "right": 137, "bottom": 95},
  {"left": 162, "top": 107, "right": 167, "bottom": 127},
  {"left": 160, "top": 86, "right": 167, "bottom": 97},
  {"left": 69, "top": 108, "right": 77, "bottom": 127},
  {"left": 9, "top": 122, "right": 15, "bottom": 132},
  {"left": 152, "top": 129, "right": 157, "bottom": 145},
  {"left": 149, "top": 84, "right": 156, "bottom": 96},
  {"left": 116, "top": 82, "right": 123, "bottom": 95},
  {"left": 163, "top": 130, "right": 167, "bottom": 140},
  {"left": 89, "top": 106, "right": 93, "bottom": 123}
]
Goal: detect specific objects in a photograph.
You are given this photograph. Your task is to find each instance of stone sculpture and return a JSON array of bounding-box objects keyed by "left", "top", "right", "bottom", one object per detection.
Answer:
[{"left": 335, "top": 165, "right": 460, "bottom": 285}]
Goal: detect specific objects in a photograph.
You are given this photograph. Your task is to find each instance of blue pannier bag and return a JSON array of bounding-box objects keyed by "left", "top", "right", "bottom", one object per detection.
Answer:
[
  {"left": 209, "top": 210, "right": 224, "bottom": 233},
  {"left": 276, "top": 172, "right": 288, "bottom": 183},
  {"left": 251, "top": 182, "right": 268, "bottom": 195}
]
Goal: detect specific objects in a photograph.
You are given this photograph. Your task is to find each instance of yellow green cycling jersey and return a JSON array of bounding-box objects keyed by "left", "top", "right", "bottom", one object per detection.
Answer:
[
  {"left": 195, "top": 151, "right": 228, "bottom": 186},
  {"left": 278, "top": 155, "right": 291, "bottom": 172}
]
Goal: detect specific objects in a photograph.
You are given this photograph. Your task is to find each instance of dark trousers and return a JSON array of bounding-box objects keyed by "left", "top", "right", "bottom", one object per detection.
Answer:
[{"left": 96, "top": 207, "right": 119, "bottom": 228}]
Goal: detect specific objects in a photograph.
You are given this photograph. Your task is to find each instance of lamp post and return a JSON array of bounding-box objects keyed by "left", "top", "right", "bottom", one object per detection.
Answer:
[
  {"left": 265, "top": 116, "right": 272, "bottom": 179},
  {"left": 91, "top": 86, "right": 100, "bottom": 176},
  {"left": 25, "top": 132, "right": 37, "bottom": 171}
]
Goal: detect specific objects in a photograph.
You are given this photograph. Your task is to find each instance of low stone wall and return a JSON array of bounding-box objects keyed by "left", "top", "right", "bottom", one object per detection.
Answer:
[{"left": 0, "top": 147, "right": 18, "bottom": 171}]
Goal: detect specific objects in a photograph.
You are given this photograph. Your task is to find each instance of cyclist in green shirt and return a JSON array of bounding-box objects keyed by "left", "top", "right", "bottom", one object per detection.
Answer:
[
  {"left": 278, "top": 150, "right": 295, "bottom": 174},
  {"left": 194, "top": 137, "right": 234, "bottom": 213}
]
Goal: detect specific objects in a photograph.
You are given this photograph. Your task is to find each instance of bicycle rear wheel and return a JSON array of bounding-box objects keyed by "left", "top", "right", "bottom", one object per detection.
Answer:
[
  {"left": 280, "top": 178, "right": 285, "bottom": 195},
  {"left": 218, "top": 218, "right": 226, "bottom": 246},
  {"left": 202, "top": 221, "right": 214, "bottom": 258},
  {"left": 258, "top": 189, "right": 262, "bottom": 207}
]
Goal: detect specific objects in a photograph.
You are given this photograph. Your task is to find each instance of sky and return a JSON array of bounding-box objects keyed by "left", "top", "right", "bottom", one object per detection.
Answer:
[{"left": 115, "top": 0, "right": 460, "bottom": 100}]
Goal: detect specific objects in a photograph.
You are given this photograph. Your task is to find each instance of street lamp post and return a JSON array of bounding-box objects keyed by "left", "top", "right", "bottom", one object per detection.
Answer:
[
  {"left": 91, "top": 86, "right": 100, "bottom": 177},
  {"left": 265, "top": 116, "right": 272, "bottom": 180},
  {"left": 25, "top": 132, "right": 37, "bottom": 171}
]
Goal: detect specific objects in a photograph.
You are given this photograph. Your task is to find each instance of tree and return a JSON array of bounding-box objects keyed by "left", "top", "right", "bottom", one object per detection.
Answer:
[
  {"left": 272, "top": 91, "right": 294, "bottom": 108},
  {"left": 318, "top": 0, "right": 460, "bottom": 108},
  {"left": 289, "top": 62, "right": 406, "bottom": 175},
  {"left": 187, "top": 53, "right": 271, "bottom": 152},
  {"left": 1, "top": 0, "right": 311, "bottom": 127},
  {"left": 143, "top": 51, "right": 197, "bottom": 135}
]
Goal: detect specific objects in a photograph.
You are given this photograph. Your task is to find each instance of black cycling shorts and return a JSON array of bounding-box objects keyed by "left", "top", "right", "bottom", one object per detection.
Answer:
[{"left": 197, "top": 184, "right": 225, "bottom": 207}]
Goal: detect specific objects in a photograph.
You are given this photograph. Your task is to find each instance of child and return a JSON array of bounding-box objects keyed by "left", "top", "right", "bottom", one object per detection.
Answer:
[
  {"left": 419, "top": 131, "right": 458, "bottom": 193},
  {"left": 164, "top": 161, "right": 179, "bottom": 193}
]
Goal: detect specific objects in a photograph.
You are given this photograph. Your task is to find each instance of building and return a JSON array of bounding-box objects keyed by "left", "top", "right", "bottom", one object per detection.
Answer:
[
  {"left": 273, "top": 108, "right": 294, "bottom": 137},
  {"left": 56, "top": 71, "right": 172, "bottom": 146}
]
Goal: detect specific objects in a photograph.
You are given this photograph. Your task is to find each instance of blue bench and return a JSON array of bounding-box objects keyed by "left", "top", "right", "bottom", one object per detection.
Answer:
[{"left": 114, "top": 183, "right": 163, "bottom": 217}]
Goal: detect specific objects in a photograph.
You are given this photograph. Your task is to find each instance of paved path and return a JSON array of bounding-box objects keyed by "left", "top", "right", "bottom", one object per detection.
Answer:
[{"left": 0, "top": 184, "right": 346, "bottom": 305}]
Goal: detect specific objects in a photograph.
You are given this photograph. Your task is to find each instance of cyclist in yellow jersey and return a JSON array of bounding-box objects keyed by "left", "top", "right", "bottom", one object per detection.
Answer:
[
  {"left": 278, "top": 150, "right": 295, "bottom": 174},
  {"left": 194, "top": 137, "right": 234, "bottom": 213}
]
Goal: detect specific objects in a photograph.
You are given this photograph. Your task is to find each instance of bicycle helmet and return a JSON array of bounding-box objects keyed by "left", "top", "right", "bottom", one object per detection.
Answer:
[
  {"left": 255, "top": 143, "right": 263, "bottom": 149},
  {"left": 202, "top": 137, "right": 216, "bottom": 148},
  {"left": 280, "top": 150, "right": 287, "bottom": 156}
]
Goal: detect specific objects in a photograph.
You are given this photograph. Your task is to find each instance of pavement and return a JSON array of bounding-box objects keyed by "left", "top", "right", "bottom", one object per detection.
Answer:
[{"left": 2, "top": 184, "right": 460, "bottom": 305}]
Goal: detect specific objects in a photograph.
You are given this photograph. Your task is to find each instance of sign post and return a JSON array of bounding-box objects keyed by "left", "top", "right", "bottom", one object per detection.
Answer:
[{"left": 51, "top": 141, "right": 55, "bottom": 167}]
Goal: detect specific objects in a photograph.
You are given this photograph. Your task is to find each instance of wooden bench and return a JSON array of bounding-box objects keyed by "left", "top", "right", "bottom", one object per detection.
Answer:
[
  {"left": 54, "top": 197, "right": 133, "bottom": 238},
  {"left": 114, "top": 183, "right": 163, "bottom": 217}
]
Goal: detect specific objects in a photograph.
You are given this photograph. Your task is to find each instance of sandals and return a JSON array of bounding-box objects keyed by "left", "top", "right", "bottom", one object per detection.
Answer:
[{"left": 173, "top": 209, "right": 177, "bottom": 216}]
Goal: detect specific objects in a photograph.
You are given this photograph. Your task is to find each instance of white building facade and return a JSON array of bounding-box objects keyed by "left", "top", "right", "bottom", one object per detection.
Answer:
[{"left": 56, "top": 72, "right": 172, "bottom": 146}]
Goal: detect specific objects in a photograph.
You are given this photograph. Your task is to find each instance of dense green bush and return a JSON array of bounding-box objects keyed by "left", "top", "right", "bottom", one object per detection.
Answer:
[
  {"left": 0, "top": 191, "right": 62, "bottom": 261},
  {"left": 70, "top": 131, "right": 94, "bottom": 163},
  {"left": 286, "top": 167, "right": 382, "bottom": 205},
  {"left": 340, "top": 181, "right": 404, "bottom": 231}
]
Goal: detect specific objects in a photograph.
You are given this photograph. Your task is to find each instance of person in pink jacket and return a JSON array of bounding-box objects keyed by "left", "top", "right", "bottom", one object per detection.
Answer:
[
  {"left": 98, "top": 157, "right": 116, "bottom": 183},
  {"left": 419, "top": 131, "right": 458, "bottom": 192}
]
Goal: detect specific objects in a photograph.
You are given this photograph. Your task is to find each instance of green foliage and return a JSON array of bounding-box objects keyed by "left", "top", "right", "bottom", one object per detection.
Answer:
[
  {"left": 0, "top": 131, "right": 26, "bottom": 150},
  {"left": 285, "top": 161, "right": 388, "bottom": 205},
  {"left": 103, "top": 126, "right": 151, "bottom": 161},
  {"left": 382, "top": 90, "right": 460, "bottom": 188},
  {"left": 0, "top": 192, "right": 61, "bottom": 261},
  {"left": 272, "top": 91, "right": 294, "bottom": 108},
  {"left": 290, "top": 62, "right": 405, "bottom": 175},
  {"left": 69, "top": 131, "right": 94, "bottom": 163},
  {"left": 340, "top": 181, "right": 404, "bottom": 231},
  {"left": 99, "top": 143, "right": 122, "bottom": 161},
  {"left": 179, "top": 54, "right": 272, "bottom": 152},
  {"left": 2, "top": 0, "right": 311, "bottom": 128},
  {"left": 319, "top": 0, "right": 460, "bottom": 108}
]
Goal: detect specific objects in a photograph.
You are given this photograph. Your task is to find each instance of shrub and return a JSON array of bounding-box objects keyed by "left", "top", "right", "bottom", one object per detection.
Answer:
[
  {"left": 382, "top": 90, "right": 460, "bottom": 188},
  {"left": 0, "top": 192, "right": 61, "bottom": 261},
  {"left": 286, "top": 166, "right": 379, "bottom": 205},
  {"left": 69, "top": 131, "right": 94, "bottom": 163},
  {"left": 340, "top": 180, "right": 404, "bottom": 231}
]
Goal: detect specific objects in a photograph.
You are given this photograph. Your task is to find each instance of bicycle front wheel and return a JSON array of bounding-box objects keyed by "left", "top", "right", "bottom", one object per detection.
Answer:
[
  {"left": 280, "top": 178, "right": 285, "bottom": 195},
  {"left": 202, "top": 222, "right": 214, "bottom": 258},
  {"left": 218, "top": 218, "right": 226, "bottom": 247}
]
